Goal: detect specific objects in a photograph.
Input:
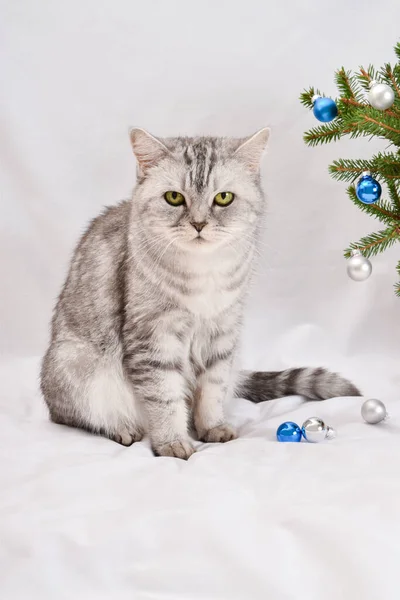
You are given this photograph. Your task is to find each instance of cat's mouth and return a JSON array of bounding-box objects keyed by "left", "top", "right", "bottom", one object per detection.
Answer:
[{"left": 193, "top": 235, "right": 207, "bottom": 244}]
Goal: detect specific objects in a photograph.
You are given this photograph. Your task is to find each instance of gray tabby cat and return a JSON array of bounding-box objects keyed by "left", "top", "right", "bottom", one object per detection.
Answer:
[{"left": 41, "top": 128, "right": 360, "bottom": 459}]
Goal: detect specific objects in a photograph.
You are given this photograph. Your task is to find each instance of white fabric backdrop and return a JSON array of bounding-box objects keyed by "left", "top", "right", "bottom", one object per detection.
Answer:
[{"left": 1, "top": 1, "right": 400, "bottom": 598}]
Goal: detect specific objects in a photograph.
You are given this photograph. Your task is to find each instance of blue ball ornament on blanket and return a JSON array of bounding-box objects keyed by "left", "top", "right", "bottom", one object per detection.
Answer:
[
  {"left": 312, "top": 95, "right": 338, "bottom": 122},
  {"left": 276, "top": 421, "right": 302, "bottom": 442}
]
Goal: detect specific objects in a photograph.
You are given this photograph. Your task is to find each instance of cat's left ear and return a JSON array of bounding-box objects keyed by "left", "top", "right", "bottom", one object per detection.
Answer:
[
  {"left": 233, "top": 127, "right": 270, "bottom": 172},
  {"left": 129, "top": 128, "right": 170, "bottom": 177}
]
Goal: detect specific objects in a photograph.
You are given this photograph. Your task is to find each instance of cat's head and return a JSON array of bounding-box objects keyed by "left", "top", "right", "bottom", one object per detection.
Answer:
[{"left": 129, "top": 128, "right": 269, "bottom": 253}]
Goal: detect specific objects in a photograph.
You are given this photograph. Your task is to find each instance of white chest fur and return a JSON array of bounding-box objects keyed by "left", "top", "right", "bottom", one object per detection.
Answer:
[{"left": 181, "top": 271, "right": 240, "bottom": 318}]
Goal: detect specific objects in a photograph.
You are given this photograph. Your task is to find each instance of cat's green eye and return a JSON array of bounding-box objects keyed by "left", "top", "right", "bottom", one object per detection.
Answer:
[
  {"left": 214, "top": 192, "right": 235, "bottom": 207},
  {"left": 164, "top": 191, "right": 185, "bottom": 206}
]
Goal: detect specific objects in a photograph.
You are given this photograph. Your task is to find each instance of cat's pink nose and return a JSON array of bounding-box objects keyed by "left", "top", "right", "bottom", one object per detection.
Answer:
[{"left": 191, "top": 221, "right": 207, "bottom": 233}]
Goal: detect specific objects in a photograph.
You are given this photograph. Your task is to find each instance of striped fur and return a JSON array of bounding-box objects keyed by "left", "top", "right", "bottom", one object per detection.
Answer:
[
  {"left": 41, "top": 128, "right": 360, "bottom": 460},
  {"left": 236, "top": 368, "right": 360, "bottom": 403}
]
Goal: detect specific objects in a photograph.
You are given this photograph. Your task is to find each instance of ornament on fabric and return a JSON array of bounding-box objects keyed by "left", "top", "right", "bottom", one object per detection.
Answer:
[
  {"left": 361, "top": 399, "right": 388, "bottom": 424},
  {"left": 312, "top": 95, "right": 338, "bottom": 122},
  {"left": 356, "top": 171, "right": 382, "bottom": 205},
  {"left": 277, "top": 418, "right": 336, "bottom": 443},
  {"left": 301, "top": 417, "right": 336, "bottom": 443},
  {"left": 346, "top": 249, "right": 372, "bottom": 282},
  {"left": 276, "top": 421, "right": 302, "bottom": 442},
  {"left": 368, "top": 80, "right": 395, "bottom": 111}
]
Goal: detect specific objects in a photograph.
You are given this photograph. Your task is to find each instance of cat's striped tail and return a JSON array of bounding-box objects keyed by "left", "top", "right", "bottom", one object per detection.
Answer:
[{"left": 235, "top": 367, "right": 361, "bottom": 402}]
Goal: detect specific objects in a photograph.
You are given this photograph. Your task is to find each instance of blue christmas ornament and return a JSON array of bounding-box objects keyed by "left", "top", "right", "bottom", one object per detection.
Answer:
[
  {"left": 312, "top": 95, "right": 338, "bottom": 122},
  {"left": 356, "top": 172, "right": 382, "bottom": 204},
  {"left": 276, "top": 421, "right": 302, "bottom": 443}
]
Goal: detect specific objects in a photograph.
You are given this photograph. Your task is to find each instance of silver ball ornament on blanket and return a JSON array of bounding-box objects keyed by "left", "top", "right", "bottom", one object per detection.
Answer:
[
  {"left": 301, "top": 417, "right": 336, "bottom": 443},
  {"left": 361, "top": 399, "right": 387, "bottom": 424}
]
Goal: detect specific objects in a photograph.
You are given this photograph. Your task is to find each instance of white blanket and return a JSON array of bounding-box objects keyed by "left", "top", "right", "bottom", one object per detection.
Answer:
[{"left": 1, "top": 357, "right": 399, "bottom": 599}]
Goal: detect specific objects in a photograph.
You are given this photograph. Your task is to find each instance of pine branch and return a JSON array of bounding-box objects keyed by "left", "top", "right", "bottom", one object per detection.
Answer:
[
  {"left": 395, "top": 260, "right": 400, "bottom": 296},
  {"left": 329, "top": 158, "right": 372, "bottom": 182},
  {"left": 303, "top": 120, "right": 351, "bottom": 146},
  {"left": 304, "top": 106, "right": 400, "bottom": 147},
  {"left": 381, "top": 63, "right": 400, "bottom": 100},
  {"left": 344, "top": 226, "right": 400, "bottom": 258},
  {"left": 357, "top": 65, "right": 377, "bottom": 91},
  {"left": 346, "top": 185, "right": 400, "bottom": 226},
  {"left": 330, "top": 153, "right": 400, "bottom": 181},
  {"left": 362, "top": 114, "right": 400, "bottom": 135},
  {"left": 373, "top": 152, "right": 400, "bottom": 177},
  {"left": 335, "top": 68, "right": 360, "bottom": 100},
  {"left": 394, "top": 42, "right": 400, "bottom": 63},
  {"left": 301, "top": 41, "right": 400, "bottom": 296},
  {"left": 387, "top": 180, "right": 400, "bottom": 211},
  {"left": 339, "top": 97, "right": 367, "bottom": 110},
  {"left": 300, "top": 87, "right": 322, "bottom": 109},
  {"left": 341, "top": 107, "right": 400, "bottom": 145}
]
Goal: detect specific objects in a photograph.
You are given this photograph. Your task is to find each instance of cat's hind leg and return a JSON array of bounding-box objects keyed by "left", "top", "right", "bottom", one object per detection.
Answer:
[{"left": 41, "top": 340, "right": 145, "bottom": 445}]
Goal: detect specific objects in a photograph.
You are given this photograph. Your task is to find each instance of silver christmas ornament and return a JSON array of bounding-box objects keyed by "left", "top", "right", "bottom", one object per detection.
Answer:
[
  {"left": 368, "top": 81, "right": 395, "bottom": 111},
  {"left": 346, "top": 249, "right": 372, "bottom": 282},
  {"left": 301, "top": 417, "right": 335, "bottom": 443},
  {"left": 326, "top": 426, "right": 336, "bottom": 440},
  {"left": 361, "top": 399, "right": 387, "bottom": 424}
]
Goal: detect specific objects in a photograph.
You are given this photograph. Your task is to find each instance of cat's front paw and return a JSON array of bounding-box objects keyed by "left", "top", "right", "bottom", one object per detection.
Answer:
[
  {"left": 199, "top": 424, "right": 237, "bottom": 443},
  {"left": 111, "top": 426, "right": 145, "bottom": 446},
  {"left": 153, "top": 439, "right": 196, "bottom": 460}
]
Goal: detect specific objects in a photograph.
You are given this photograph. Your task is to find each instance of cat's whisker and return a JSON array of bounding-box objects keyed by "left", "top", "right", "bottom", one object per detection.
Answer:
[
  {"left": 220, "top": 232, "right": 272, "bottom": 275},
  {"left": 151, "top": 236, "right": 180, "bottom": 270},
  {"left": 222, "top": 227, "right": 276, "bottom": 254},
  {"left": 219, "top": 230, "right": 261, "bottom": 259},
  {"left": 132, "top": 231, "right": 174, "bottom": 258}
]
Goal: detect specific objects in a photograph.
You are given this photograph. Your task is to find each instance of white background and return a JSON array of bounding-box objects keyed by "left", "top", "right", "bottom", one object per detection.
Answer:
[{"left": 1, "top": 1, "right": 400, "bottom": 599}]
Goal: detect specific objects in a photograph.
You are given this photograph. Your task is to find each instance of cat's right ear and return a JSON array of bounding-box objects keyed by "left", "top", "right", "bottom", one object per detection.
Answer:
[
  {"left": 129, "top": 128, "right": 169, "bottom": 177},
  {"left": 233, "top": 127, "right": 270, "bottom": 172}
]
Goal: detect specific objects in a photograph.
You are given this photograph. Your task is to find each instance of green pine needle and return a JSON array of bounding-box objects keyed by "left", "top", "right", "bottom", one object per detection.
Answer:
[
  {"left": 394, "top": 42, "right": 400, "bottom": 63},
  {"left": 335, "top": 68, "right": 354, "bottom": 99},
  {"left": 357, "top": 65, "right": 377, "bottom": 91},
  {"left": 329, "top": 159, "right": 372, "bottom": 182},
  {"left": 335, "top": 68, "right": 364, "bottom": 102},
  {"left": 303, "top": 120, "right": 348, "bottom": 146},
  {"left": 330, "top": 153, "right": 400, "bottom": 182},
  {"left": 345, "top": 186, "right": 400, "bottom": 227},
  {"left": 387, "top": 180, "right": 400, "bottom": 211},
  {"left": 299, "top": 87, "right": 322, "bottom": 109},
  {"left": 341, "top": 106, "right": 400, "bottom": 145},
  {"left": 395, "top": 260, "right": 400, "bottom": 296},
  {"left": 344, "top": 227, "right": 399, "bottom": 259}
]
